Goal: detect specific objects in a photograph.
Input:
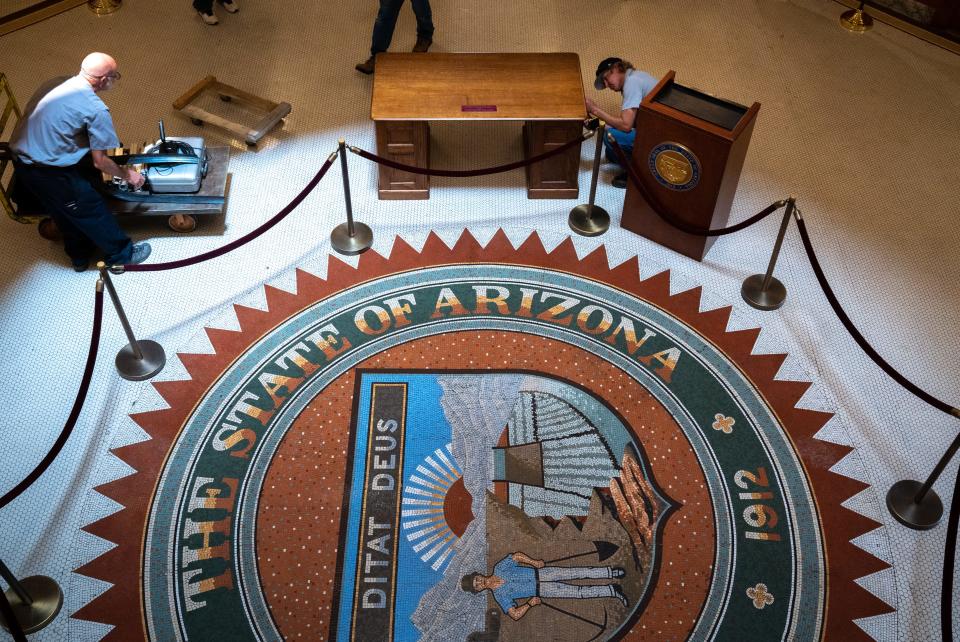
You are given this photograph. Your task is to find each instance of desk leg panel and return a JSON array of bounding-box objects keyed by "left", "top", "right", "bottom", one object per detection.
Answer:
[
  {"left": 375, "top": 121, "right": 430, "bottom": 200},
  {"left": 524, "top": 120, "right": 580, "bottom": 199}
]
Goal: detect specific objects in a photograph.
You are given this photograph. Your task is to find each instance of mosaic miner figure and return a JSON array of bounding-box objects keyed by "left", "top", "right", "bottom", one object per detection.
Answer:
[{"left": 461, "top": 551, "right": 627, "bottom": 621}]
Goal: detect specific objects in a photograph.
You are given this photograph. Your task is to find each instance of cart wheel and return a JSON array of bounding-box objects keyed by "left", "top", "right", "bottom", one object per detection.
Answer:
[
  {"left": 191, "top": 118, "right": 204, "bottom": 126},
  {"left": 168, "top": 214, "right": 197, "bottom": 233},
  {"left": 219, "top": 94, "right": 232, "bottom": 102},
  {"left": 38, "top": 217, "right": 62, "bottom": 241},
  {"left": 245, "top": 141, "right": 258, "bottom": 148}
]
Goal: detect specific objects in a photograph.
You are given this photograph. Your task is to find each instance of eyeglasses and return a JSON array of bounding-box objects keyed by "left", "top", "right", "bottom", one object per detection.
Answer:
[{"left": 82, "top": 68, "right": 121, "bottom": 81}]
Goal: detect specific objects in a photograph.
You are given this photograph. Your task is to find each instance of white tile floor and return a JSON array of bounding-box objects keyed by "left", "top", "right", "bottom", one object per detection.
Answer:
[{"left": 0, "top": 1, "right": 958, "bottom": 640}]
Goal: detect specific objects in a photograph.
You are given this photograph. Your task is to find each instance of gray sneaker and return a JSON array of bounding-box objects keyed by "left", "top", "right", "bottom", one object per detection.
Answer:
[{"left": 129, "top": 242, "right": 152, "bottom": 265}]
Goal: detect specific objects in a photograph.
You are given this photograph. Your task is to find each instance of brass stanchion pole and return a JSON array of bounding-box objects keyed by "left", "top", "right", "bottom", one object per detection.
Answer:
[
  {"left": 97, "top": 263, "right": 166, "bottom": 381},
  {"left": 840, "top": 1, "right": 874, "bottom": 32},
  {"left": 88, "top": 0, "right": 122, "bottom": 15},
  {"left": 0, "top": 560, "right": 62, "bottom": 635},
  {"left": 741, "top": 197, "right": 794, "bottom": 311},
  {"left": 569, "top": 124, "right": 609, "bottom": 237},
  {"left": 330, "top": 140, "right": 373, "bottom": 255}
]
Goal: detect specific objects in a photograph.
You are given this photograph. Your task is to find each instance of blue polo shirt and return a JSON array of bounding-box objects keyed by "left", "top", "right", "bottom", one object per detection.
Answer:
[
  {"left": 491, "top": 555, "right": 537, "bottom": 613},
  {"left": 10, "top": 75, "right": 120, "bottom": 167},
  {"left": 621, "top": 68, "right": 658, "bottom": 111}
]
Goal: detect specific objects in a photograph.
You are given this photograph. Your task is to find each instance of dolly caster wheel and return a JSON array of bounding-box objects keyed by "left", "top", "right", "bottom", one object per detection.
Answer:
[
  {"left": 191, "top": 118, "right": 204, "bottom": 126},
  {"left": 38, "top": 217, "right": 62, "bottom": 241},
  {"left": 219, "top": 94, "right": 232, "bottom": 102},
  {"left": 168, "top": 214, "right": 197, "bottom": 233}
]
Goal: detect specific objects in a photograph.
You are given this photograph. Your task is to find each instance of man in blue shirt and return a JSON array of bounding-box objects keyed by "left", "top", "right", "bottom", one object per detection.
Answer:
[
  {"left": 586, "top": 57, "right": 658, "bottom": 189},
  {"left": 10, "top": 52, "right": 151, "bottom": 271},
  {"left": 462, "top": 551, "right": 626, "bottom": 621}
]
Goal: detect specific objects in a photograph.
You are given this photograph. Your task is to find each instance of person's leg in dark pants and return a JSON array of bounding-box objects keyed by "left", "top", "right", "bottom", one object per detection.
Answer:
[
  {"left": 357, "top": 0, "right": 405, "bottom": 73},
  {"left": 410, "top": 0, "right": 434, "bottom": 42},
  {"left": 371, "top": 0, "right": 405, "bottom": 56},
  {"left": 193, "top": 0, "right": 214, "bottom": 12},
  {"left": 15, "top": 164, "right": 133, "bottom": 267}
]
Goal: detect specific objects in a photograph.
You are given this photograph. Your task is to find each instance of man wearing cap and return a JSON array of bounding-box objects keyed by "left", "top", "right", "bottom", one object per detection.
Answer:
[
  {"left": 586, "top": 57, "right": 658, "bottom": 188},
  {"left": 10, "top": 52, "right": 152, "bottom": 271}
]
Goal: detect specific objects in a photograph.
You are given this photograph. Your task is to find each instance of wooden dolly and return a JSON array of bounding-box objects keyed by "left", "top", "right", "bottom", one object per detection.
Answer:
[{"left": 173, "top": 76, "right": 291, "bottom": 146}]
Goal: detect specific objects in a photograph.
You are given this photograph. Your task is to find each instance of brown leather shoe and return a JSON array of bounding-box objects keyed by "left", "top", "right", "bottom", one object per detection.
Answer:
[
  {"left": 355, "top": 56, "right": 375, "bottom": 75},
  {"left": 412, "top": 36, "right": 432, "bottom": 53}
]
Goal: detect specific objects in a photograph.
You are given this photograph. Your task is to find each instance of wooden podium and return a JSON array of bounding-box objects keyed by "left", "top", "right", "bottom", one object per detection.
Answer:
[{"left": 621, "top": 71, "right": 760, "bottom": 260}]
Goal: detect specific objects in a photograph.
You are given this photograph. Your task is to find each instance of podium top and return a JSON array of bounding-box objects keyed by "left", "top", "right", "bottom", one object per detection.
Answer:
[
  {"left": 652, "top": 80, "right": 749, "bottom": 132},
  {"left": 371, "top": 53, "right": 586, "bottom": 121}
]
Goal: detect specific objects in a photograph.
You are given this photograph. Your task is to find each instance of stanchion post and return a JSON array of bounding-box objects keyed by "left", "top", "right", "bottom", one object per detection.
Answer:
[
  {"left": 840, "top": 1, "right": 873, "bottom": 32},
  {"left": 741, "top": 197, "right": 793, "bottom": 311},
  {"left": 330, "top": 139, "right": 373, "bottom": 255},
  {"left": 569, "top": 124, "right": 609, "bottom": 237},
  {"left": 0, "top": 560, "right": 62, "bottom": 635},
  {"left": 887, "top": 430, "right": 960, "bottom": 530},
  {"left": 88, "top": 0, "right": 122, "bottom": 15},
  {"left": 97, "top": 263, "right": 166, "bottom": 381}
]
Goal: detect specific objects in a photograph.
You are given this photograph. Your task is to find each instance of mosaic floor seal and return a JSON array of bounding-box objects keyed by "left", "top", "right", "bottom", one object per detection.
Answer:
[{"left": 74, "top": 231, "right": 892, "bottom": 641}]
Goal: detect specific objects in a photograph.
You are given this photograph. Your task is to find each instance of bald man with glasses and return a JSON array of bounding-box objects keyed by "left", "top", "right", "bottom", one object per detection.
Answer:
[{"left": 10, "top": 52, "right": 151, "bottom": 271}]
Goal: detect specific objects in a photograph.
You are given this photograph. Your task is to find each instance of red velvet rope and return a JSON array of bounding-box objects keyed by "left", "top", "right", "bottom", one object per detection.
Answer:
[
  {"left": 0, "top": 285, "right": 103, "bottom": 510},
  {"left": 795, "top": 214, "right": 958, "bottom": 417},
  {"left": 119, "top": 155, "right": 336, "bottom": 272},
  {"left": 348, "top": 131, "right": 590, "bottom": 178},
  {"left": 609, "top": 136, "right": 785, "bottom": 236}
]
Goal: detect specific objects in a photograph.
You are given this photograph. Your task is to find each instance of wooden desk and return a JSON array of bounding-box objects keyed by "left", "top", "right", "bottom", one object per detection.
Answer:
[{"left": 371, "top": 52, "right": 586, "bottom": 200}]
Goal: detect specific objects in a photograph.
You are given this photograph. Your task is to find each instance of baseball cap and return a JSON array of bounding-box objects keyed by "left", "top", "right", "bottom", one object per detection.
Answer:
[{"left": 594, "top": 57, "right": 623, "bottom": 90}]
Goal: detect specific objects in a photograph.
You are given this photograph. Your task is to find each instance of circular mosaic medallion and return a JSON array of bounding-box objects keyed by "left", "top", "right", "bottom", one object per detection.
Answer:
[{"left": 77, "top": 232, "right": 891, "bottom": 641}]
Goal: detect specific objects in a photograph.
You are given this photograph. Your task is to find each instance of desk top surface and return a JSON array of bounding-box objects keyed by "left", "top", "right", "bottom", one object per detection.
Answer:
[{"left": 372, "top": 52, "right": 586, "bottom": 121}]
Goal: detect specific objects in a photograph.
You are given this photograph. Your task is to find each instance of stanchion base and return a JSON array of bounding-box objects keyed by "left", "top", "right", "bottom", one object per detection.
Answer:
[
  {"left": 116, "top": 339, "right": 166, "bottom": 381},
  {"left": 331, "top": 222, "right": 373, "bottom": 255},
  {"left": 840, "top": 8, "right": 873, "bottom": 32},
  {"left": 1, "top": 576, "right": 63, "bottom": 634},
  {"left": 741, "top": 274, "right": 786, "bottom": 311},
  {"left": 886, "top": 479, "right": 943, "bottom": 530},
  {"left": 568, "top": 204, "right": 610, "bottom": 237},
  {"left": 88, "top": 0, "right": 122, "bottom": 15}
]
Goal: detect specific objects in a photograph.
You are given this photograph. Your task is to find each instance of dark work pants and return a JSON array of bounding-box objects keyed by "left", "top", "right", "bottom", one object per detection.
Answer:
[
  {"left": 193, "top": 0, "right": 228, "bottom": 13},
  {"left": 14, "top": 160, "right": 133, "bottom": 265},
  {"left": 370, "top": 0, "right": 434, "bottom": 55}
]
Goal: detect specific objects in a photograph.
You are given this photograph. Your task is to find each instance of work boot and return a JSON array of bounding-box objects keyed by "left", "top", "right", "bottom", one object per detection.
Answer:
[
  {"left": 72, "top": 257, "right": 90, "bottom": 273},
  {"left": 220, "top": 0, "right": 238, "bottom": 12},
  {"left": 355, "top": 56, "right": 375, "bottom": 75},
  {"left": 412, "top": 36, "right": 432, "bottom": 53},
  {"left": 612, "top": 172, "right": 628, "bottom": 189},
  {"left": 198, "top": 10, "right": 218, "bottom": 25}
]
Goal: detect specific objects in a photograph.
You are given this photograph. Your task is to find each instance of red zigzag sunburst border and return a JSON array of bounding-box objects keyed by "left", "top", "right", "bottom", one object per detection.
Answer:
[{"left": 71, "top": 229, "right": 893, "bottom": 641}]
